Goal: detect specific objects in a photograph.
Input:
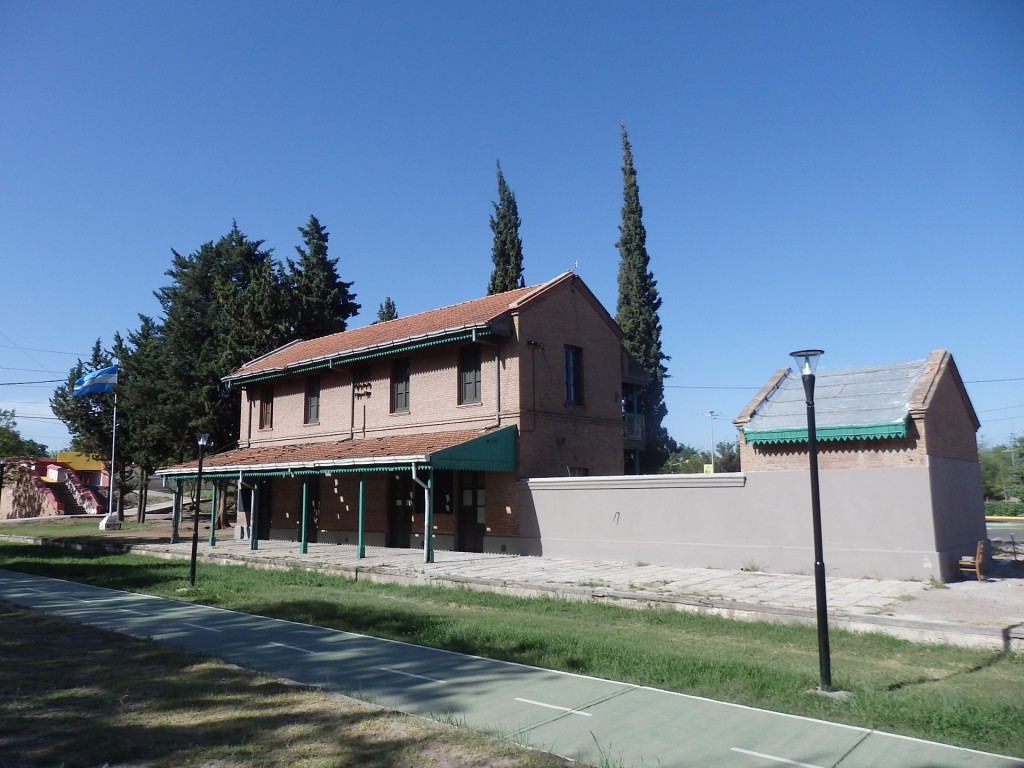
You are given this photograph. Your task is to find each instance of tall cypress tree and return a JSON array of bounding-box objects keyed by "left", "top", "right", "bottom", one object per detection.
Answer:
[
  {"left": 487, "top": 162, "right": 525, "bottom": 294},
  {"left": 287, "top": 215, "right": 360, "bottom": 340},
  {"left": 615, "top": 125, "right": 674, "bottom": 472}
]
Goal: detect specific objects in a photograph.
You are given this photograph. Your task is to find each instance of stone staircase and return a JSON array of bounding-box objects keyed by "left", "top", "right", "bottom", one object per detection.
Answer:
[{"left": 43, "top": 481, "right": 90, "bottom": 516}]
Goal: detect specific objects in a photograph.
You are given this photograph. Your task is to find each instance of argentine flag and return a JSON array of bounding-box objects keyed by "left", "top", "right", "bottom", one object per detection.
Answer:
[{"left": 73, "top": 364, "right": 119, "bottom": 397}]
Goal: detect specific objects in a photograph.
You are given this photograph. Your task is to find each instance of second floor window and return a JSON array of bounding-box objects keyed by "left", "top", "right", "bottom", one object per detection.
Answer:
[
  {"left": 304, "top": 376, "right": 320, "bottom": 424},
  {"left": 565, "top": 345, "right": 584, "bottom": 405},
  {"left": 392, "top": 358, "right": 410, "bottom": 413},
  {"left": 258, "top": 384, "right": 273, "bottom": 429},
  {"left": 459, "top": 345, "right": 482, "bottom": 404}
]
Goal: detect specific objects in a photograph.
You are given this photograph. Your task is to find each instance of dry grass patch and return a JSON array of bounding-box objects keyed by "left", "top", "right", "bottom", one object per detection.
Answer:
[{"left": 0, "top": 603, "right": 571, "bottom": 768}]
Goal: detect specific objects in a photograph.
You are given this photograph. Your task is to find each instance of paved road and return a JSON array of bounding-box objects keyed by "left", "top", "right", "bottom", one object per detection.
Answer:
[
  {"left": 2, "top": 569, "right": 1020, "bottom": 768},
  {"left": 989, "top": 519, "right": 1024, "bottom": 545}
]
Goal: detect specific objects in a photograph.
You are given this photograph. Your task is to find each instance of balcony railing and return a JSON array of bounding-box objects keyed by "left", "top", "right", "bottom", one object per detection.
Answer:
[{"left": 624, "top": 412, "right": 645, "bottom": 441}]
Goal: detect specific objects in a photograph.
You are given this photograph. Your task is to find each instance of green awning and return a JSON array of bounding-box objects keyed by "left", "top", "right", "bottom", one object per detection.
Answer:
[
  {"left": 744, "top": 420, "right": 909, "bottom": 444},
  {"left": 429, "top": 425, "right": 517, "bottom": 471},
  {"left": 161, "top": 426, "right": 519, "bottom": 481}
]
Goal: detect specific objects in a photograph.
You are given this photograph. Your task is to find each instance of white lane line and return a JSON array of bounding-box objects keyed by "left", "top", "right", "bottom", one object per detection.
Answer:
[
  {"left": 380, "top": 667, "right": 447, "bottom": 684},
  {"left": 731, "top": 748, "right": 825, "bottom": 768},
  {"left": 117, "top": 608, "right": 148, "bottom": 616},
  {"left": 268, "top": 641, "right": 316, "bottom": 654},
  {"left": 514, "top": 697, "right": 593, "bottom": 717},
  {"left": 184, "top": 622, "right": 221, "bottom": 633}
]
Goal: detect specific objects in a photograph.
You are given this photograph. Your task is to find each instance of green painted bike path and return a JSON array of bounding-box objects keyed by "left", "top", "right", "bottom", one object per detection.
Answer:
[{"left": 1, "top": 570, "right": 1020, "bottom": 768}]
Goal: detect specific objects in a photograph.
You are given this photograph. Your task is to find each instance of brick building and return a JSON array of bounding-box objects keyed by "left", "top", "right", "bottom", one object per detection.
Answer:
[
  {"left": 157, "top": 272, "right": 648, "bottom": 555},
  {"left": 733, "top": 349, "right": 987, "bottom": 577}
]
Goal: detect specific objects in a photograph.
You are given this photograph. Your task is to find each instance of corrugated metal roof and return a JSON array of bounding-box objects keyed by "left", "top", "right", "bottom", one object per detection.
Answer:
[{"left": 743, "top": 358, "right": 928, "bottom": 444}]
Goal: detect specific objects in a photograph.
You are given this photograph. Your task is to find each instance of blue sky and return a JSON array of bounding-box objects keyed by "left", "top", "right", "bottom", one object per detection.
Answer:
[{"left": 2, "top": 1, "right": 1022, "bottom": 457}]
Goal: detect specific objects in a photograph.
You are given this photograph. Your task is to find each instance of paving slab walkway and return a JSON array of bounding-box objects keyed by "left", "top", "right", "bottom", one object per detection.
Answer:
[{"left": 45, "top": 523, "right": 1022, "bottom": 652}]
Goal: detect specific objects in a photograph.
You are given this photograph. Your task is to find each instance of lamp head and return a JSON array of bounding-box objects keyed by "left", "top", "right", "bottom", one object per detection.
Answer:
[
  {"left": 196, "top": 433, "right": 211, "bottom": 448},
  {"left": 790, "top": 349, "right": 824, "bottom": 377}
]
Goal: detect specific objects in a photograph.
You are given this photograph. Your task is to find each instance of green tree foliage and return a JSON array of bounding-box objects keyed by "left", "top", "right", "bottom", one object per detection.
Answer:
[
  {"left": 113, "top": 317, "right": 174, "bottom": 521},
  {"left": 487, "top": 162, "right": 525, "bottom": 294},
  {"left": 663, "top": 440, "right": 739, "bottom": 474},
  {"left": 0, "top": 409, "right": 48, "bottom": 457},
  {"left": 715, "top": 439, "right": 741, "bottom": 473},
  {"left": 979, "top": 439, "right": 1023, "bottom": 501},
  {"left": 615, "top": 125, "right": 674, "bottom": 472},
  {"left": 377, "top": 297, "right": 398, "bottom": 322},
  {"left": 661, "top": 444, "right": 707, "bottom": 474},
  {"left": 286, "top": 215, "right": 360, "bottom": 340},
  {"left": 155, "top": 222, "right": 290, "bottom": 459},
  {"left": 51, "top": 219, "right": 361, "bottom": 485}
]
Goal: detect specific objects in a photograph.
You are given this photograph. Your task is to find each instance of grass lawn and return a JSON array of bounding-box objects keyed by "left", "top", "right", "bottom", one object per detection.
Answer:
[
  {"left": 1, "top": 535, "right": 1022, "bottom": 760},
  {"left": 0, "top": 602, "right": 571, "bottom": 768}
]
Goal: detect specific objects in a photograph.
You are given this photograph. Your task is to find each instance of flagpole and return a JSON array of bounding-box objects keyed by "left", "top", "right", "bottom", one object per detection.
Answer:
[{"left": 108, "top": 392, "right": 118, "bottom": 518}]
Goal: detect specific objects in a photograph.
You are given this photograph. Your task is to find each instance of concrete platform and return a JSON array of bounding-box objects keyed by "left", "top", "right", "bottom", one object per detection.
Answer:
[{"left": 68, "top": 531, "right": 1024, "bottom": 652}]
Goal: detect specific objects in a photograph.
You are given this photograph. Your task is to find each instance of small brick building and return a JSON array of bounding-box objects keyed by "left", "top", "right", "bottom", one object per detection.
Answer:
[
  {"left": 158, "top": 272, "right": 647, "bottom": 555},
  {"left": 734, "top": 349, "right": 987, "bottom": 578}
]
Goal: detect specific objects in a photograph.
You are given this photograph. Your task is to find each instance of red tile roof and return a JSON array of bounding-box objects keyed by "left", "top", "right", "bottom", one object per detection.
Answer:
[
  {"left": 160, "top": 430, "right": 487, "bottom": 474},
  {"left": 226, "top": 275, "right": 570, "bottom": 383}
]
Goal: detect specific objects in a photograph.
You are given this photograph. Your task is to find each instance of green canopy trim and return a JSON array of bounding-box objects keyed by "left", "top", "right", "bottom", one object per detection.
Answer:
[{"left": 743, "top": 420, "right": 909, "bottom": 445}]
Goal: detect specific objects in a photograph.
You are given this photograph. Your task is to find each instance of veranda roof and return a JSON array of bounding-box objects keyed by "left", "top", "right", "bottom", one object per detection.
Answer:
[{"left": 156, "top": 426, "right": 518, "bottom": 479}]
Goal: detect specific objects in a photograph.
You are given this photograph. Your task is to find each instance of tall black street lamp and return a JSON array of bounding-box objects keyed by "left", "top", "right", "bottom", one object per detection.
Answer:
[
  {"left": 790, "top": 349, "right": 832, "bottom": 692},
  {"left": 188, "top": 433, "right": 211, "bottom": 587},
  {"left": 0, "top": 457, "right": 6, "bottom": 512}
]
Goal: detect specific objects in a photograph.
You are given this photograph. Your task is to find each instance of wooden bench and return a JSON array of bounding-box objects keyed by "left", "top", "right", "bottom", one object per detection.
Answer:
[{"left": 958, "top": 540, "right": 985, "bottom": 582}]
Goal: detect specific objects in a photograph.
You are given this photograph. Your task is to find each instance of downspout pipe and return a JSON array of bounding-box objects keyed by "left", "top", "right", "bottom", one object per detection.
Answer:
[
  {"left": 411, "top": 462, "right": 433, "bottom": 563},
  {"left": 238, "top": 473, "right": 257, "bottom": 541},
  {"left": 472, "top": 330, "right": 501, "bottom": 429}
]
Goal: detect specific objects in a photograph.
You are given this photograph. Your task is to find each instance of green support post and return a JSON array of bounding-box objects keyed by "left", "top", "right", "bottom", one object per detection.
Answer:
[
  {"left": 250, "top": 482, "right": 260, "bottom": 551},
  {"left": 208, "top": 481, "right": 218, "bottom": 547},
  {"left": 170, "top": 480, "right": 182, "bottom": 544},
  {"left": 300, "top": 479, "right": 309, "bottom": 555},
  {"left": 357, "top": 474, "right": 365, "bottom": 559},
  {"left": 425, "top": 470, "right": 434, "bottom": 564}
]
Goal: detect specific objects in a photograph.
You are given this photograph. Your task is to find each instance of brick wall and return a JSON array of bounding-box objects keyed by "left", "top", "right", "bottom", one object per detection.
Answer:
[
  {"left": 740, "top": 430, "right": 929, "bottom": 471},
  {"left": 514, "top": 283, "right": 626, "bottom": 477}
]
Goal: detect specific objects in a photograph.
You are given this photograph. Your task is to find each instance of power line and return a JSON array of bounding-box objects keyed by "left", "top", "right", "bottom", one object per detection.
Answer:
[
  {"left": 0, "top": 379, "right": 65, "bottom": 386},
  {"left": 0, "top": 365, "right": 67, "bottom": 373},
  {"left": 665, "top": 385, "right": 758, "bottom": 390},
  {"left": 0, "top": 344, "right": 88, "bottom": 357}
]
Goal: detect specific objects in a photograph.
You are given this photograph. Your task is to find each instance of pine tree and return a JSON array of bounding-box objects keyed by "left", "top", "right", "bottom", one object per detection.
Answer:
[
  {"left": 487, "top": 162, "right": 525, "bottom": 294},
  {"left": 615, "top": 125, "right": 674, "bottom": 472},
  {"left": 113, "top": 316, "right": 174, "bottom": 521},
  {"left": 377, "top": 297, "right": 398, "bottom": 322},
  {"left": 0, "top": 410, "right": 48, "bottom": 457},
  {"left": 155, "top": 222, "right": 289, "bottom": 459},
  {"left": 286, "top": 215, "right": 360, "bottom": 339}
]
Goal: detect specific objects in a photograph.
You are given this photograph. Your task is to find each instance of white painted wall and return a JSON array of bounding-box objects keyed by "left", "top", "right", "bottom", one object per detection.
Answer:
[{"left": 514, "top": 468, "right": 986, "bottom": 581}]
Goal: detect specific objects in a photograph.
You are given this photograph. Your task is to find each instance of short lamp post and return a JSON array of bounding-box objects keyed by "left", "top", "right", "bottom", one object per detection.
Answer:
[
  {"left": 790, "top": 349, "right": 832, "bottom": 693},
  {"left": 188, "top": 433, "right": 211, "bottom": 587},
  {"left": 0, "top": 457, "right": 6, "bottom": 512}
]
